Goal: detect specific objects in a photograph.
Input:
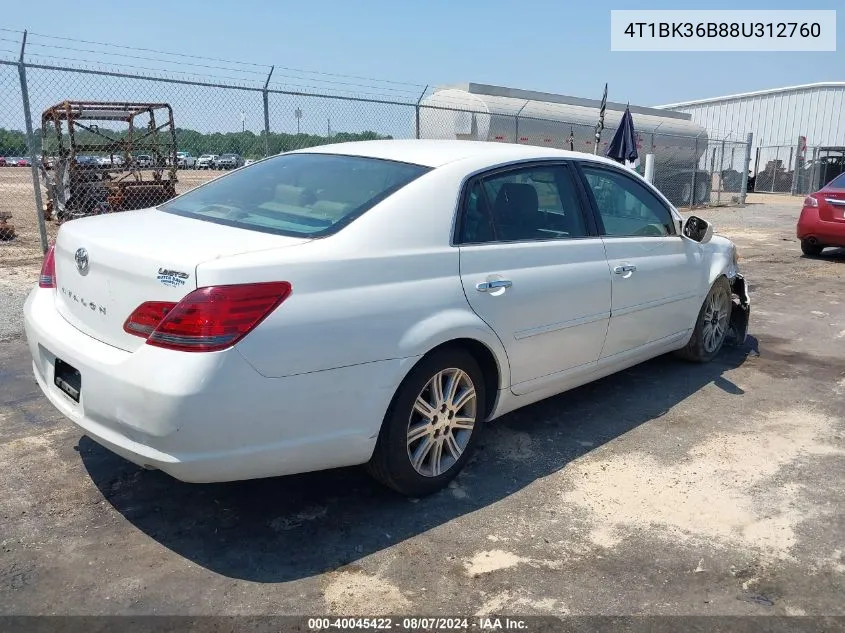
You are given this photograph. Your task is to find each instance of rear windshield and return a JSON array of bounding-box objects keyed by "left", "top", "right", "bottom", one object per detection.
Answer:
[{"left": 160, "top": 153, "right": 430, "bottom": 237}]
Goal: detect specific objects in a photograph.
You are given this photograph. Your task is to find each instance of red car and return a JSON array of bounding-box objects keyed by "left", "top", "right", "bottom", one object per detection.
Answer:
[{"left": 797, "top": 172, "right": 845, "bottom": 256}]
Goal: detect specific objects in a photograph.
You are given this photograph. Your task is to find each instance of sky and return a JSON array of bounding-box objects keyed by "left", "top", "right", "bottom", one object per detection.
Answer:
[
  {"left": 3, "top": 0, "right": 842, "bottom": 105},
  {"left": 0, "top": 0, "right": 842, "bottom": 140}
]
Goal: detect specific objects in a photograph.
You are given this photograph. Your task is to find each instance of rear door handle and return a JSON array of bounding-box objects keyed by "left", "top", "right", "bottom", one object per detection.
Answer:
[
  {"left": 476, "top": 279, "right": 513, "bottom": 292},
  {"left": 613, "top": 265, "right": 637, "bottom": 275}
]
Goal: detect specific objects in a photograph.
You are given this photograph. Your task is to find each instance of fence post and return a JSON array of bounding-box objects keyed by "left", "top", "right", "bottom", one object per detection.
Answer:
[
  {"left": 808, "top": 146, "right": 819, "bottom": 193},
  {"left": 717, "top": 139, "right": 726, "bottom": 204},
  {"left": 16, "top": 31, "right": 48, "bottom": 254},
  {"left": 514, "top": 101, "right": 528, "bottom": 144},
  {"left": 262, "top": 66, "right": 274, "bottom": 158},
  {"left": 790, "top": 135, "right": 804, "bottom": 195},
  {"left": 709, "top": 145, "right": 717, "bottom": 202},
  {"left": 414, "top": 85, "right": 428, "bottom": 140},
  {"left": 644, "top": 154, "right": 655, "bottom": 183},
  {"left": 689, "top": 137, "right": 698, "bottom": 208},
  {"left": 752, "top": 146, "right": 761, "bottom": 194},
  {"left": 740, "top": 132, "right": 753, "bottom": 205}
]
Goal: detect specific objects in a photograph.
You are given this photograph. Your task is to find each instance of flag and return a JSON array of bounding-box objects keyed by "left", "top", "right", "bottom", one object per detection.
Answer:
[
  {"left": 594, "top": 83, "right": 607, "bottom": 155},
  {"left": 606, "top": 104, "right": 640, "bottom": 169}
]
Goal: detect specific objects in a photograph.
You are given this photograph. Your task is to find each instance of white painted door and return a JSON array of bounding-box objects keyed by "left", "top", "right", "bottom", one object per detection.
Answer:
[
  {"left": 456, "top": 162, "right": 612, "bottom": 392},
  {"left": 579, "top": 164, "right": 705, "bottom": 359}
]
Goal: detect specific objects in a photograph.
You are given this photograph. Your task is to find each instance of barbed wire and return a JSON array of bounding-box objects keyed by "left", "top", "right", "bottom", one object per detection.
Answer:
[
  {"left": 23, "top": 41, "right": 271, "bottom": 77},
  {"left": 0, "top": 27, "right": 428, "bottom": 99}
]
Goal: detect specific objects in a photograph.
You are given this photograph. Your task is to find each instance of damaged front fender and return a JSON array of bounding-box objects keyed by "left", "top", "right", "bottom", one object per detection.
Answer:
[{"left": 726, "top": 273, "right": 750, "bottom": 347}]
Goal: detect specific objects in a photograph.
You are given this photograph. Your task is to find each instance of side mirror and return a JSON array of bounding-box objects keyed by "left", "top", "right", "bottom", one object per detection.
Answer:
[{"left": 683, "top": 215, "right": 713, "bottom": 244}]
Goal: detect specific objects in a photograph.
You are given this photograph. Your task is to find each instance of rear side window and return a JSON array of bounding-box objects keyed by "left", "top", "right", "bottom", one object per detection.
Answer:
[
  {"left": 827, "top": 172, "right": 845, "bottom": 188},
  {"left": 458, "top": 164, "right": 589, "bottom": 244},
  {"left": 159, "top": 153, "right": 430, "bottom": 237}
]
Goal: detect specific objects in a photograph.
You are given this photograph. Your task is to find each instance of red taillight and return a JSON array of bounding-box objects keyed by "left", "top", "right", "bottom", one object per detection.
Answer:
[
  {"left": 39, "top": 243, "right": 56, "bottom": 288},
  {"left": 804, "top": 195, "right": 819, "bottom": 208},
  {"left": 123, "top": 301, "right": 178, "bottom": 337},
  {"left": 123, "top": 282, "right": 292, "bottom": 352}
]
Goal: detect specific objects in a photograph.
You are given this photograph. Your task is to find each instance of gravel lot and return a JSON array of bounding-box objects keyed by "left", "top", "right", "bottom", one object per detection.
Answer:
[{"left": 1, "top": 198, "right": 843, "bottom": 619}]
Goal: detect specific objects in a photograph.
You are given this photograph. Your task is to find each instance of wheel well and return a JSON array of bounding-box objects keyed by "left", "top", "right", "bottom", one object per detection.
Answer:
[{"left": 424, "top": 338, "right": 501, "bottom": 419}]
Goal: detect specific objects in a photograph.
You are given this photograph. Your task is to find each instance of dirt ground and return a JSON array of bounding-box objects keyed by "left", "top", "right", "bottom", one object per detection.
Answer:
[{"left": 0, "top": 196, "right": 843, "bottom": 619}]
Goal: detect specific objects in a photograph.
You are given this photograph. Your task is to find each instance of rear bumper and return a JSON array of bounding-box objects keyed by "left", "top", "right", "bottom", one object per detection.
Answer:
[
  {"left": 24, "top": 287, "right": 411, "bottom": 483},
  {"left": 797, "top": 207, "right": 845, "bottom": 246}
]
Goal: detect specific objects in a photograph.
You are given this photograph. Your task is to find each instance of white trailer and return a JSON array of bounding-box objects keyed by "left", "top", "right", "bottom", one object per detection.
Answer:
[{"left": 418, "top": 83, "right": 713, "bottom": 206}]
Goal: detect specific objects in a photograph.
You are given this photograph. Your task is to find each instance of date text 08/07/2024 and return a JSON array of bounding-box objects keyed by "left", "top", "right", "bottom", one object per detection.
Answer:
[{"left": 307, "top": 616, "right": 530, "bottom": 630}]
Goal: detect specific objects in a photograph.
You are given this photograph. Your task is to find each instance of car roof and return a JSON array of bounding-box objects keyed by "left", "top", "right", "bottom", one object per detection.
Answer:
[{"left": 290, "top": 138, "right": 629, "bottom": 169}]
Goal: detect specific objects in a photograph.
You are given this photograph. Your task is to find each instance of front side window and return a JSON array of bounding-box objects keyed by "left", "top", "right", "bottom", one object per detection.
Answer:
[
  {"left": 581, "top": 165, "right": 675, "bottom": 237},
  {"left": 159, "top": 153, "right": 430, "bottom": 237},
  {"left": 458, "top": 164, "right": 589, "bottom": 243}
]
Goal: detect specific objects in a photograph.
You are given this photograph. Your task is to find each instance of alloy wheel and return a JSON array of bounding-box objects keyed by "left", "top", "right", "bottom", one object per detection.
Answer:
[{"left": 406, "top": 368, "right": 477, "bottom": 477}]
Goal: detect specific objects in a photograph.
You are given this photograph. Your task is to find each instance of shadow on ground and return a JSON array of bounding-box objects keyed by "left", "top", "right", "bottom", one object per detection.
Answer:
[
  {"left": 77, "top": 340, "right": 755, "bottom": 583},
  {"left": 801, "top": 246, "right": 845, "bottom": 262}
]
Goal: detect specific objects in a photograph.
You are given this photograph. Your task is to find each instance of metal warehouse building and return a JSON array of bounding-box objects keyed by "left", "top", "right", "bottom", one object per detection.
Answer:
[{"left": 656, "top": 83, "right": 845, "bottom": 193}]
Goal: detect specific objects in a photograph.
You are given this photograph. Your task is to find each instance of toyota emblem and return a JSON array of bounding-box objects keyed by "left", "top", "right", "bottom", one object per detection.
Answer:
[{"left": 74, "top": 248, "right": 89, "bottom": 275}]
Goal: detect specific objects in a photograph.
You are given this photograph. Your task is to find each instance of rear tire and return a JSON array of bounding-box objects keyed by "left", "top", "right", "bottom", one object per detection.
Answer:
[
  {"left": 366, "top": 348, "right": 486, "bottom": 497},
  {"left": 801, "top": 239, "right": 824, "bottom": 256},
  {"left": 675, "top": 277, "right": 732, "bottom": 363}
]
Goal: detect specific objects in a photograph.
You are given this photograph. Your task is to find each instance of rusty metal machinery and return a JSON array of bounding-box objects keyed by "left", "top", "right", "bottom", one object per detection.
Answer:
[{"left": 40, "top": 101, "right": 179, "bottom": 222}]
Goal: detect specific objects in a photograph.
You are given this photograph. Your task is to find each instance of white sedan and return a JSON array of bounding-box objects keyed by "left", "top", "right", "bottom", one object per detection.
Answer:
[{"left": 24, "top": 140, "right": 750, "bottom": 496}]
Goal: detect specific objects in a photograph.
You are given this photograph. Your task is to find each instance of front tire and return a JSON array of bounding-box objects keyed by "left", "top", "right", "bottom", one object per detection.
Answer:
[
  {"left": 366, "top": 348, "right": 486, "bottom": 496},
  {"left": 675, "top": 277, "right": 732, "bottom": 363}
]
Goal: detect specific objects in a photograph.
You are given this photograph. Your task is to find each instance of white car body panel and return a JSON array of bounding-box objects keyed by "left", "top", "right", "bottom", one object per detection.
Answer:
[
  {"left": 54, "top": 210, "right": 309, "bottom": 352},
  {"left": 23, "top": 139, "right": 746, "bottom": 484},
  {"left": 458, "top": 239, "right": 611, "bottom": 392},
  {"left": 600, "top": 236, "right": 705, "bottom": 358},
  {"left": 25, "top": 288, "right": 414, "bottom": 482}
]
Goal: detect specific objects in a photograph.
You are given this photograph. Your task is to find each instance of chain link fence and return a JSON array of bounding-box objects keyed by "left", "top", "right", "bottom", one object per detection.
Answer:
[
  {"left": 752, "top": 144, "right": 800, "bottom": 194},
  {"left": 1, "top": 53, "right": 751, "bottom": 263},
  {"left": 748, "top": 139, "right": 844, "bottom": 196}
]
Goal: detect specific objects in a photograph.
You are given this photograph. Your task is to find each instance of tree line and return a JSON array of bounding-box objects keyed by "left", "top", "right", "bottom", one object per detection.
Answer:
[{"left": 0, "top": 127, "right": 392, "bottom": 159}]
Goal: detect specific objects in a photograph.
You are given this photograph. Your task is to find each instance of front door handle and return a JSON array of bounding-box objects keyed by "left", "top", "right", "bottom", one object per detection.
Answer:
[
  {"left": 613, "top": 265, "right": 637, "bottom": 275},
  {"left": 476, "top": 279, "right": 513, "bottom": 292}
]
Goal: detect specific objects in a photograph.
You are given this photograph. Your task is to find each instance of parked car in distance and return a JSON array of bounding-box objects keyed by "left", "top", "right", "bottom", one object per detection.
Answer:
[
  {"left": 196, "top": 154, "right": 219, "bottom": 169},
  {"left": 797, "top": 172, "right": 845, "bottom": 255},
  {"left": 96, "top": 155, "right": 124, "bottom": 167},
  {"left": 133, "top": 155, "right": 153, "bottom": 168},
  {"left": 175, "top": 152, "right": 196, "bottom": 169},
  {"left": 243, "top": 158, "right": 255, "bottom": 167},
  {"left": 0, "top": 157, "right": 7, "bottom": 167},
  {"left": 16, "top": 157, "right": 31, "bottom": 167},
  {"left": 24, "top": 140, "right": 750, "bottom": 497},
  {"left": 73, "top": 155, "right": 100, "bottom": 168},
  {"left": 216, "top": 153, "right": 244, "bottom": 169}
]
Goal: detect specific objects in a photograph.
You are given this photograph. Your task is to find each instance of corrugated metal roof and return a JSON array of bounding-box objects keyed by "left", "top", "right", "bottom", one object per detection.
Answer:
[{"left": 655, "top": 82, "right": 845, "bottom": 109}]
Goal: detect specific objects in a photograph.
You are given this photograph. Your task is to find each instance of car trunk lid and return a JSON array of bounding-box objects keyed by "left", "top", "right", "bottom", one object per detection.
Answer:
[
  {"left": 820, "top": 188, "right": 845, "bottom": 223},
  {"left": 53, "top": 208, "right": 309, "bottom": 352}
]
